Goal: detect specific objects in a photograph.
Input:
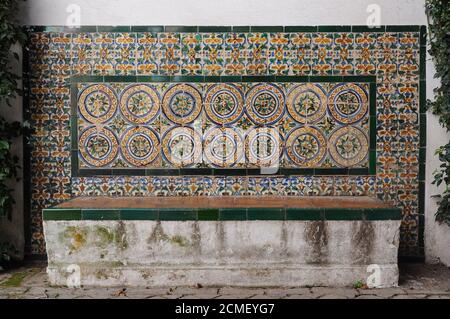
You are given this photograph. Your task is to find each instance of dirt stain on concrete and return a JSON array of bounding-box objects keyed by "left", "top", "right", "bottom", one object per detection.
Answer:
[
  {"left": 305, "top": 221, "right": 328, "bottom": 264},
  {"left": 351, "top": 220, "right": 375, "bottom": 265}
]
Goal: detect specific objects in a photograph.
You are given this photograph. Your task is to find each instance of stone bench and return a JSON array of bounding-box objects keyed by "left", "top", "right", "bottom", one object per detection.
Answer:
[{"left": 43, "top": 196, "right": 402, "bottom": 287}]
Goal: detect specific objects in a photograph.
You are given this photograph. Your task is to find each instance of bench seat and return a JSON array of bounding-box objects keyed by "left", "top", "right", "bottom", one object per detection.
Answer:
[{"left": 43, "top": 196, "right": 402, "bottom": 287}]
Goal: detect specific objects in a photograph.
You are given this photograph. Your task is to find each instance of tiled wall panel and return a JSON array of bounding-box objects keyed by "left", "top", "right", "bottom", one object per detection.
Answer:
[
  {"left": 25, "top": 26, "right": 425, "bottom": 257},
  {"left": 74, "top": 80, "right": 373, "bottom": 174}
]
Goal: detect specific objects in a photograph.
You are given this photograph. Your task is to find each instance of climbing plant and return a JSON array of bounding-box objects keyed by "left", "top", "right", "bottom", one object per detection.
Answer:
[
  {"left": 425, "top": 0, "right": 450, "bottom": 225},
  {"left": 0, "top": 0, "right": 26, "bottom": 218}
]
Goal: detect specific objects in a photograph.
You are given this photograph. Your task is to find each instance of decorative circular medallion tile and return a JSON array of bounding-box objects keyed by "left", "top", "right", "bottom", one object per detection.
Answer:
[
  {"left": 162, "top": 127, "right": 202, "bottom": 167},
  {"left": 79, "top": 84, "right": 118, "bottom": 124},
  {"left": 286, "top": 84, "right": 327, "bottom": 124},
  {"left": 120, "top": 126, "right": 160, "bottom": 166},
  {"left": 245, "top": 127, "right": 282, "bottom": 167},
  {"left": 120, "top": 84, "right": 160, "bottom": 124},
  {"left": 328, "top": 126, "right": 368, "bottom": 167},
  {"left": 204, "top": 127, "right": 244, "bottom": 167},
  {"left": 328, "top": 83, "right": 368, "bottom": 124},
  {"left": 162, "top": 84, "right": 202, "bottom": 124},
  {"left": 245, "top": 83, "right": 285, "bottom": 125},
  {"left": 204, "top": 84, "right": 244, "bottom": 125},
  {"left": 286, "top": 126, "right": 326, "bottom": 167},
  {"left": 79, "top": 126, "right": 119, "bottom": 167}
]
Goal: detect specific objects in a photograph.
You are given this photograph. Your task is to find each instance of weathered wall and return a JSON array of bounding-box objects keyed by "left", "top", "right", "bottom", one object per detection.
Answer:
[{"left": 44, "top": 220, "right": 401, "bottom": 287}]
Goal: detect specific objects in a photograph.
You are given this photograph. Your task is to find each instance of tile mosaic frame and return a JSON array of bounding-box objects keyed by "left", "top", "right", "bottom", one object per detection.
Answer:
[
  {"left": 23, "top": 25, "right": 426, "bottom": 258},
  {"left": 70, "top": 75, "right": 376, "bottom": 177}
]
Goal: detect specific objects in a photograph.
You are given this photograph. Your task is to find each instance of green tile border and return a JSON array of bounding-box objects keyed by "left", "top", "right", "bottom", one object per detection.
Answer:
[
  {"left": 24, "top": 25, "right": 424, "bottom": 33},
  {"left": 417, "top": 24, "right": 426, "bottom": 259},
  {"left": 318, "top": 26, "right": 351, "bottom": 33},
  {"left": 82, "top": 209, "right": 120, "bottom": 220},
  {"left": 43, "top": 207, "right": 403, "bottom": 221},
  {"left": 43, "top": 208, "right": 81, "bottom": 220},
  {"left": 351, "top": 25, "right": 386, "bottom": 33},
  {"left": 71, "top": 75, "right": 376, "bottom": 84},
  {"left": 71, "top": 75, "right": 376, "bottom": 177},
  {"left": 120, "top": 208, "right": 158, "bottom": 220}
]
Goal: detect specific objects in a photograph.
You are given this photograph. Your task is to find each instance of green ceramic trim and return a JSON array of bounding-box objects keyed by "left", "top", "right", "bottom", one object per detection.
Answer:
[
  {"left": 120, "top": 208, "right": 158, "bottom": 220},
  {"left": 71, "top": 75, "right": 376, "bottom": 84},
  {"left": 348, "top": 168, "right": 370, "bottom": 176},
  {"left": 417, "top": 36, "right": 426, "bottom": 258},
  {"left": 231, "top": 26, "right": 250, "bottom": 32},
  {"left": 220, "top": 208, "right": 247, "bottom": 220},
  {"left": 419, "top": 25, "right": 427, "bottom": 47},
  {"left": 324, "top": 209, "right": 363, "bottom": 220},
  {"left": 370, "top": 116, "right": 377, "bottom": 150},
  {"left": 420, "top": 114, "right": 427, "bottom": 147},
  {"left": 71, "top": 150, "right": 79, "bottom": 177},
  {"left": 419, "top": 163, "right": 426, "bottom": 182},
  {"left": 309, "top": 76, "right": 342, "bottom": 83},
  {"left": 145, "top": 168, "right": 180, "bottom": 176},
  {"left": 250, "top": 26, "right": 284, "bottom": 32},
  {"left": 386, "top": 25, "right": 421, "bottom": 32},
  {"left": 198, "top": 26, "right": 232, "bottom": 32},
  {"left": 419, "top": 181, "right": 425, "bottom": 215},
  {"left": 198, "top": 209, "right": 220, "bottom": 220},
  {"left": 369, "top": 150, "right": 377, "bottom": 175},
  {"left": 318, "top": 26, "right": 351, "bottom": 32},
  {"left": 82, "top": 209, "right": 120, "bottom": 220},
  {"left": 71, "top": 76, "right": 104, "bottom": 83},
  {"left": 24, "top": 25, "right": 423, "bottom": 33},
  {"left": 164, "top": 26, "right": 198, "bottom": 32},
  {"left": 107, "top": 75, "right": 137, "bottom": 82},
  {"left": 159, "top": 208, "right": 197, "bottom": 220},
  {"left": 170, "top": 76, "right": 204, "bottom": 82},
  {"left": 369, "top": 82, "right": 377, "bottom": 115},
  {"left": 343, "top": 76, "right": 373, "bottom": 83},
  {"left": 70, "top": 83, "right": 79, "bottom": 151},
  {"left": 419, "top": 147, "right": 426, "bottom": 164},
  {"left": 420, "top": 46, "right": 426, "bottom": 81},
  {"left": 43, "top": 208, "right": 81, "bottom": 220},
  {"left": 274, "top": 76, "right": 309, "bottom": 83},
  {"left": 131, "top": 26, "right": 164, "bottom": 32},
  {"left": 419, "top": 80, "right": 427, "bottom": 113},
  {"left": 43, "top": 206, "right": 403, "bottom": 221},
  {"left": 284, "top": 26, "right": 318, "bottom": 32},
  {"left": 351, "top": 25, "right": 386, "bottom": 33},
  {"left": 212, "top": 169, "right": 247, "bottom": 176},
  {"left": 242, "top": 75, "right": 275, "bottom": 82},
  {"left": 286, "top": 208, "right": 324, "bottom": 220},
  {"left": 247, "top": 208, "right": 285, "bottom": 220},
  {"left": 97, "top": 26, "right": 131, "bottom": 32},
  {"left": 365, "top": 208, "right": 403, "bottom": 220}
]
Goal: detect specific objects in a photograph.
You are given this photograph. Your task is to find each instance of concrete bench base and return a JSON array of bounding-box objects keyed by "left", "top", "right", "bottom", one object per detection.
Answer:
[
  {"left": 43, "top": 217, "right": 401, "bottom": 287},
  {"left": 47, "top": 264, "right": 399, "bottom": 288}
]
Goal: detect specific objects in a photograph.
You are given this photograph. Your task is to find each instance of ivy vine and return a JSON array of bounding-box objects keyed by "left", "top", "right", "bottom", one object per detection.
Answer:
[
  {"left": 0, "top": 0, "right": 26, "bottom": 217},
  {"left": 425, "top": 0, "right": 450, "bottom": 225}
]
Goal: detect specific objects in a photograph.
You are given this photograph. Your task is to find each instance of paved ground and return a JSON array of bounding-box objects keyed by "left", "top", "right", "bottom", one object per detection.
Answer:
[{"left": 0, "top": 263, "right": 449, "bottom": 299}]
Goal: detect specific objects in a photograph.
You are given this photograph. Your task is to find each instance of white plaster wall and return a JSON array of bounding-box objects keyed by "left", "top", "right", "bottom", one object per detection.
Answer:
[
  {"left": 18, "top": 0, "right": 450, "bottom": 265},
  {"left": 425, "top": 54, "right": 450, "bottom": 265},
  {"left": 0, "top": 43, "right": 24, "bottom": 261},
  {"left": 20, "top": 0, "right": 428, "bottom": 25}
]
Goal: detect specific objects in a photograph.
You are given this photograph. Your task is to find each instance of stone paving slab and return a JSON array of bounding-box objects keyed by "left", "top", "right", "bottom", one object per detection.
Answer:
[{"left": 0, "top": 263, "right": 449, "bottom": 299}]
